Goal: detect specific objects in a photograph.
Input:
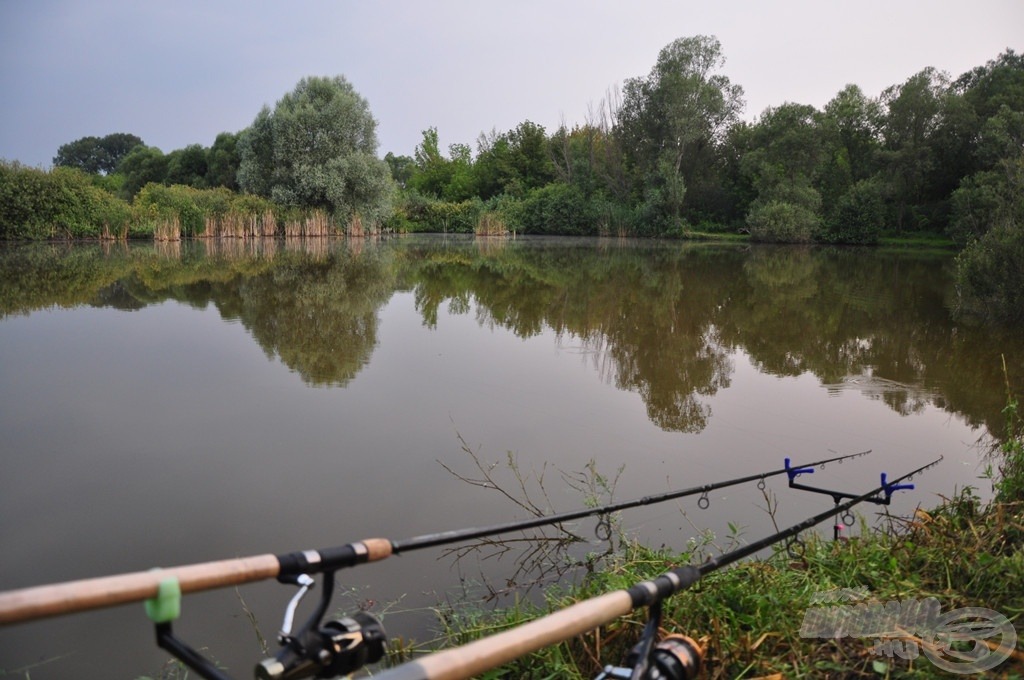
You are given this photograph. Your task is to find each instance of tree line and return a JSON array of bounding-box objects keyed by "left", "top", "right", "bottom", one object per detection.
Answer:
[{"left": 0, "top": 36, "right": 1021, "bottom": 320}]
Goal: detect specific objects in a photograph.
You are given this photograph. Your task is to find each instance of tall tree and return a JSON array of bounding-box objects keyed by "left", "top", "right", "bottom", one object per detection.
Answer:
[
  {"left": 473, "top": 121, "right": 555, "bottom": 199},
  {"left": 117, "top": 145, "right": 168, "bottom": 198},
  {"left": 820, "top": 84, "right": 882, "bottom": 187},
  {"left": 165, "top": 144, "right": 209, "bottom": 187},
  {"left": 409, "top": 127, "right": 457, "bottom": 198},
  {"left": 237, "top": 76, "right": 393, "bottom": 224},
  {"left": 206, "top": 132, "right": 241, "bottom": 190},
  {"left": 384, "top": 152, "right": 415, "bottom": 189},
  {"left": 878, "top": 68, "right": 951, "bottom": 231},
  {"left": 617, "top": 35, "right": 744, "bottom": 225},
  {"left": 740, "top": 104, "right": 825, "bottom": 242}
]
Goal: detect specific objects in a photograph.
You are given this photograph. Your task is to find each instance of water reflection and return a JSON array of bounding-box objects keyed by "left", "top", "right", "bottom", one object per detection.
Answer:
[
  {"left": 0, "top": 236, "right": 1020, "bottom": 438},
  {"left": 2, "top": 235, "right": 1022, "bottom": 679}
]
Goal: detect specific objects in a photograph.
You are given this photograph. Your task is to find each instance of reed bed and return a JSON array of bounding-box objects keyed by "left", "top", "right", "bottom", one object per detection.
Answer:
[
  {"left": 153, "top": 216, "right": 182, "bottom": 242},
  {"left": 348, "top": 213, "right": 365, "bottom": 238},
  {"left": 284, "top": 210, "right": 333, "bottom": 238},
  {"left": 201, "top": 210, "right": 279, "bottom": 239},
  {"left": 99, "top": 223, "right": 129, "bottom": 241},
  {"left": 474, "top": 211, "right": 509, "bottom": 237}
]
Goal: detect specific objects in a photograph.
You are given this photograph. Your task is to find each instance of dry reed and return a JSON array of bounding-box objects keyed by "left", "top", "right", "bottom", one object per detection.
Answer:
[
  {"left": 153, "top": 216, "right": 181, "bottom": 242},
  {"left": 475, "top": 212, "right": 509, "bottom": 237},
  {"left": 284, "top": 210, "right": 332, "bottom": 238},
  {"left": 199, "top": 210, "right": 278, "bottom": 239},
  {"left": 348, "top": 213, "right": 365, "bottom": 238}
]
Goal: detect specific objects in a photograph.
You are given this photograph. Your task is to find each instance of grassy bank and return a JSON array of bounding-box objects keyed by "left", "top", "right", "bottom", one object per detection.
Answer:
[{"left": 419, "top": 385, "right": 1024, "bottom": 678}]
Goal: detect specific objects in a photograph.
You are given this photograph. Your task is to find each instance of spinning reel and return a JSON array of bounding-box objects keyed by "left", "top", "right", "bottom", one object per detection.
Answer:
[
  {"left": 595, "top": 601, "right": 703, "bottom": 680},
  {"left": 154, "top": 569, "right": 387, "bottom": 680}
]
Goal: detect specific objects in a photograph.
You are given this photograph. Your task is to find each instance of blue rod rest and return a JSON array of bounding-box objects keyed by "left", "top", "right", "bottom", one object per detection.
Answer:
[
  {"left": 881, "top": 472, "right": 914, "bottom": 501},
  {"left": 785, "top": 457, "right": 815, "bottom": 482}
]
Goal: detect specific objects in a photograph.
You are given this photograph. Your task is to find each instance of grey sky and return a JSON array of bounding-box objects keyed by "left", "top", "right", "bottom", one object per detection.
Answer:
[{"left": 1, "top": 1, "right": 1021, "bottom": 168}]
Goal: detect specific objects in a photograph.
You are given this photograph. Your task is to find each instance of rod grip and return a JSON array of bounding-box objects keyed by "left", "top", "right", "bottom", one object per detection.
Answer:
[
  {"left": 0, "top": 554, "right": 280, "bottom": 626},
  {"left": 375, "top": 591, "right": 635, "bottom": 680}
]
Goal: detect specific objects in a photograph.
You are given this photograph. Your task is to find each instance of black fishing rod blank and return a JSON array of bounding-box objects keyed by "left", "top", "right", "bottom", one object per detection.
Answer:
[
  {"left": 249, "top": 449, "right": 871, "bottom": 680},
  {"left": 0, "top": 449, "right": 877, "bottom": 680},
  {"left": 386, "top": 449, "right": 870, "bottom": 555},
  {"left": 374, "top": 456, "right": 943, "bottom": 680},
  {"left": 0, "top": 450, "right": 870, "bottom": 627}
]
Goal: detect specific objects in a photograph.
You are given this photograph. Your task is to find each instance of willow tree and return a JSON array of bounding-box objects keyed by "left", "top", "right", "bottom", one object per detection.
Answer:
[{"left": 237, "top": 76, "right": 393, "bottom": 227}]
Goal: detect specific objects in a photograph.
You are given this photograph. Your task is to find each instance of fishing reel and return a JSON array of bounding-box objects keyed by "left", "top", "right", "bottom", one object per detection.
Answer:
[
  {"left": 255, "top": 610, "right": 386, "bottom": 680},
  {"left": 595, "top": 601, "right": 703, "bottom": 680},
  {"left": 595, "top": 634, "right": 702, "bottom": 680},
  {"left": 256, "top": 572, "right": 387, "bottom": 680}
]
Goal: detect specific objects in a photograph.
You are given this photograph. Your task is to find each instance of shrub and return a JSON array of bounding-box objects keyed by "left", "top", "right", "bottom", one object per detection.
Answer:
[
  {"left": 134, "top": 184, "right": 205, "bottom": 236},
  {"left": 745, "top": 200, "right": 819, "bottom": 243},
  {"left": 0, "top": 162, "right": 132, "bottom": 239},
  {"left": 820, "top": 179, "right": 884, "bottom": 244},
  {"left": 516, "top": 183, "right": 597, "bottom": 235}
]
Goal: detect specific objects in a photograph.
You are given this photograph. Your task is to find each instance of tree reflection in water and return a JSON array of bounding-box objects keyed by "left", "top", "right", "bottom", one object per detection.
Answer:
[{"left": 0, "top": 236, "right": 1020, "bottom": 438}]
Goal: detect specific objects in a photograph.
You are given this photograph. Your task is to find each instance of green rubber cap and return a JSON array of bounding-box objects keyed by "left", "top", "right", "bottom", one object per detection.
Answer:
[{"left": 144, "top": 575, "right": 181, "bottom": 623}]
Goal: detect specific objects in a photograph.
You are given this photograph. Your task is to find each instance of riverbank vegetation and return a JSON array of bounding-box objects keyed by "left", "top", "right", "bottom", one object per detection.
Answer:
[
  {"left": 412, "top": 380, "right": 1024, "bottom": 678},
  {"left": 1, "top": 38, "right": 1021, "bottom": 319}
]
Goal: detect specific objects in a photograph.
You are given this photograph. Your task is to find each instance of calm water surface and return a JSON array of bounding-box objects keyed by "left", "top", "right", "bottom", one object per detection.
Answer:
[{"left": 1, "top": 236, "right": 1021, "bottom": 678}]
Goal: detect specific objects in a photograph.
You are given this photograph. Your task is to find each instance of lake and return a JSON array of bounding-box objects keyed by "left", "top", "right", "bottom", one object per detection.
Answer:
[{"left": 1, "top": 235, "right": 1021, "bottom": 678}]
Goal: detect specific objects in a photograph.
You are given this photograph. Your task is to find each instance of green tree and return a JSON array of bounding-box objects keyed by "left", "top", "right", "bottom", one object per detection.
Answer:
[
  {"left": 54, "top": 133, "right": 144, "bottom": 174},
  {"left": 472, "top": 121, "right": 554, "bottom": 199},
  {"left": 878, "top": 68, "right": 952, "bottom": 231},
  {"left": 237, "top": 75, "right": 393, "bottom": 225},
  {"left": 474, "top": 128, "right": 516, "bottom": 199},
  {"left": 819, "top": 85, "right": 882, "bottom": 193},
  {"left": 955, "top": 50, "right": 1024, "bottom": 125},
  {"left": 617, "top": 35, "right": 744, "bottom": 227},
  {"left": 0, "top": 162, "right": 132, "bottom": 239},
  {"left": 741, "top": 103, "right": 824, "bottom": 242},
  {"left": 206, "top": 132, "right": 240, "bottom": 190},
  {"left": 384, "top": 152, "right": 415, "bottom": 189},
  {"left": 165, "top": 144, "right": 209, "bottom": 188},
  {"left": 117, "top": 145, "right": 169, "bottom": 198},
  {"left": 409, "top": 127, "right": 455, "bottom": 198},
  {"left": 406, "top": 128, "right": 478, "bottom": 201},
  {"left": 504, "top": 121, "right": 555, "bottom": 193}
]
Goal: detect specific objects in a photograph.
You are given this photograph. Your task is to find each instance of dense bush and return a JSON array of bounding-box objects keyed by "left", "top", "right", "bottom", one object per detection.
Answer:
[
  {"left": 0, "top": 162, "right": 132, "bottom": 239},
  {"left": 134, "top": 184, "right": 207, "bottom": 237},
  {"left": 819, "top": 179, "right": 884, "bottom": 244},
  {"left": 395, "top": 192, "right": 484, "bottom": 233},
  {"left": 133, "top": 184, "right": 285, "bottom": 239},
  {"left": 746, "top": 200, "right": 819, "bottom": 243},
  {"left": 516, "top": 183, "right": 597, "bottom": 235}
]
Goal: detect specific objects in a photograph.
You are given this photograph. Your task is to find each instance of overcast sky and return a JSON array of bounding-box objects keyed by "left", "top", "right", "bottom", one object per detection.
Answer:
[{"left": 2, "top": 1, "right": 1022, "bottom": 168}]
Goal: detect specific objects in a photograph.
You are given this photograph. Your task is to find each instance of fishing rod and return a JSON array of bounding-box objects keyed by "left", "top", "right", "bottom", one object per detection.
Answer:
[
  {"left": 0, "top": 449, "right": 868, "bottom": 628},
  {"left": 0, "top": 454, "right": 937, "bottom": 680},
  {"left": 375, "top": 456, "right": 943, "bottom": 680}
]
